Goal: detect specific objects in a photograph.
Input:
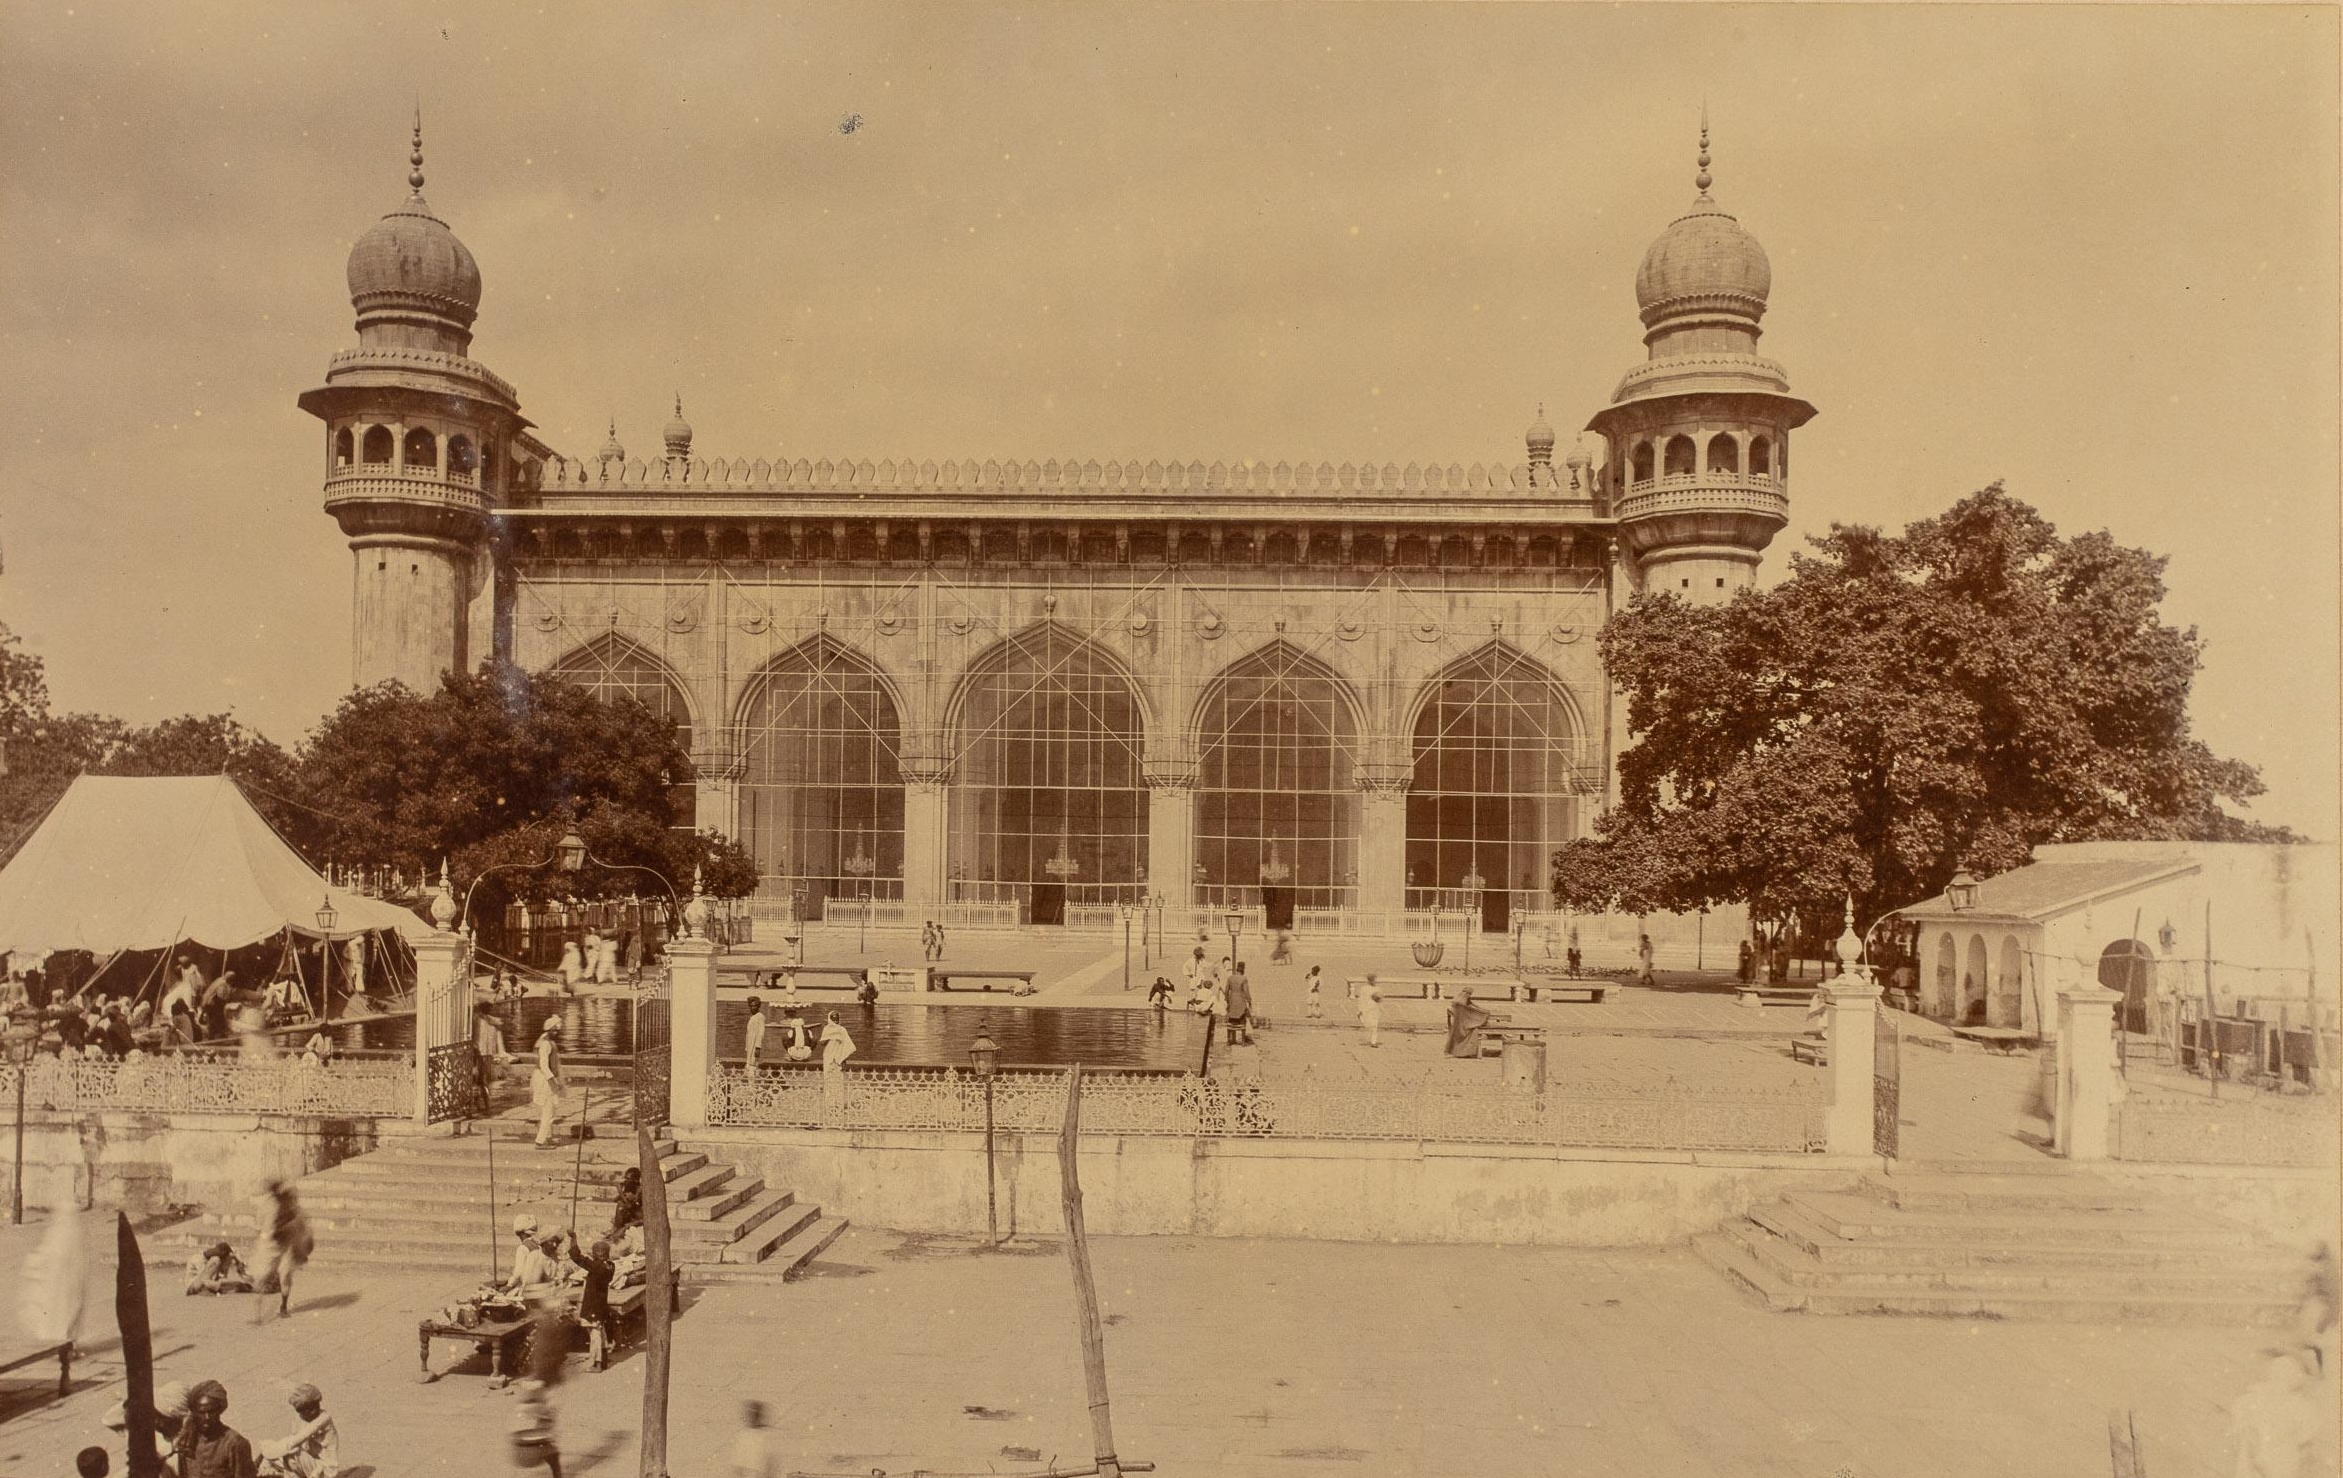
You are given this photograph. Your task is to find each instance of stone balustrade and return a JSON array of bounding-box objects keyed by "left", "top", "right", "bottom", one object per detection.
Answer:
[{"left": 1613, "top": 475, "right": 1788, "bottom": 524}]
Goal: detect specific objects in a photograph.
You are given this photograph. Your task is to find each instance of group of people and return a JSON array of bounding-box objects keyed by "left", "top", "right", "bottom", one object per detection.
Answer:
[
  {"left": 556, "top": 928, "right": 641, "bottom": 990},
  {"left": 89, "top": 1376, "right": 341, "bottom": 1478},
  {"left": 918, "top": 920, "right": 948, "bottom": 962},
  {"left": 1175, "top": 946, "right": 1258, "bottom": 1045},
  {"left": 740, "top": 997, "right": 857, "bottom": 1072},
  {"left": 177, "top": 1185, "right": 313, "bottom": 1319}
]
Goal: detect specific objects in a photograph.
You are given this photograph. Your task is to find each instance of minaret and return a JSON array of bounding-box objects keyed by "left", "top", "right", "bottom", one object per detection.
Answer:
[
  {"left": 298, "top": 114, "right": 532, "bottom": 690},
  {"left": 1587, "top": 115, "right": 1815, "bottom": 604}
]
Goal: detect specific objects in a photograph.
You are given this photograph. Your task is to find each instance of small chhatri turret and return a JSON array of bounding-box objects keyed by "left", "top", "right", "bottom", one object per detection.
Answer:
[
  {"left": 663, "top": 396, "right": 694, "bottom": 461},
  {"left": 598, "top": 418, "right": 627, "bottom": 465}
]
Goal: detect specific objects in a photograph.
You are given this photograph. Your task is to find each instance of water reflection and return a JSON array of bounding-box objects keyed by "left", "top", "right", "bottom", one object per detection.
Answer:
[{"left": 286, "top": 997, "right": 1206, "bottom": 1070}]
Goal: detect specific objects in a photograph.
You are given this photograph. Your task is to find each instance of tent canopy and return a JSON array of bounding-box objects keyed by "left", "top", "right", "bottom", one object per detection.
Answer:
[{"left": 0, "top": 774, "right": 428, "bottom": 957}]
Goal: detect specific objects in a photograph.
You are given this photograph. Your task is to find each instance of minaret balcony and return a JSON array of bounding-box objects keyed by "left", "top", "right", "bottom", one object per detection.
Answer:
[
  {"left": 1615, "top": 473, "right": 1786, "bottom": 525},
  {"left": 324, "top": 466, "right": 488, "bottom": 518}
]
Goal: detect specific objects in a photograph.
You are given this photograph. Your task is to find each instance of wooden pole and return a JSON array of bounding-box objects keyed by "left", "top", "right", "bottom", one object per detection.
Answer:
[
  {"left": 637, "top": 1124, "right": 672, "bottom": 1478},
  {"left": 486, "top": 1113, "right": 500, "bottom": 1283},
  {"left": 2204, "top": 900, "right": 2219, "bottom": 1100},
  {"left": 569, "top": 1083, "right": 591, "bottom": 1233},
  {"left": 117, "top": 1211, "right": 160, "bottom": 1478},
  {"left": 1058, "top": 1065, "right": 1121, "bottom": 1478}
]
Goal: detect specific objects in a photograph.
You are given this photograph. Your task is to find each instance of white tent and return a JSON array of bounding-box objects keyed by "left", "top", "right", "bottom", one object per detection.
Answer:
[{"left": 0, "top": 774, "right": 428, "bottom": 956}]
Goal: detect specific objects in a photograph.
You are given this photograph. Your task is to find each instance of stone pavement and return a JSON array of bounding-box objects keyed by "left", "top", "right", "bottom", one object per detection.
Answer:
[{"left": 0, "top": 1215, "right": 2290, "bottom": 1477}]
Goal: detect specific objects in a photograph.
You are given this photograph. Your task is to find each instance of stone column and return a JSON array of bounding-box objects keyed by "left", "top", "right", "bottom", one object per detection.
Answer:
[
  {"left": 2054, "top": 986, "right": 2122, "bottom": 1161},
  {"left": 1822, "top": 974, "right": 1882, "bottom": 1156},
  {"left": 666, "top": 935, "right": 721, "bottom": 1131},
  {"left": 1356, "top": 761, "right": 1409, "bottom": 926},
  {"left": 901, "top": 778, "right": 948, "bottom": 918},
  {"left": 410, "top": 929, "right": 467, "bottom": 1126},
  {"left": 1143, "top": 752, "right": 1197, "bottom": 925}
]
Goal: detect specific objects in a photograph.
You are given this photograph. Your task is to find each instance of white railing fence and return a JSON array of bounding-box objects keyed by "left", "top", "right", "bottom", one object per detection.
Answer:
[
  {"left": 4, "top": 1053, "right": 411, "bottom": 1120},
  {"left": 705, "top": 1064, "right": 1827, "bottom": 1154}
]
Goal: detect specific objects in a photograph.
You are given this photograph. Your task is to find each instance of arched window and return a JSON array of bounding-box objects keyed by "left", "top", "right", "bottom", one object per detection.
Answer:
[
  {"left": 948, "top": 626, "right": 1146, "bottom": 920},
  {"left": 1748, "top": 436, "right": 1773, "bottom": 478},
  {"left": 1406, "top": 646, "right": 1585, "bottom": 930},
  {"left": 402, "top": 427, "right": 438, "bottom": 472},
  {"left": 361, "top": 425, "right": 394, "bottom": 464},
  {"left": 547, "top": 640, "right": 695, "bottom": 825},
  {"left": 1195, "top": 646, "right": 1361, "bottom": 914},
  {"left": 1663, "top": 435, "right": 1696, "bottom": 477},
  {"left": 737, "top": 641, "right": 905, "bottom": 909},
  {"left": 446, "top": 434, "right": 477, "bottom": 481},
  {"left": 1630, "top": 443, "right": 1655, "bottom": 484},
  {"left": 334, "top": 427, "right": 354, "bottom": 468},
  {"left": 1705, "top": 433, "right": 1740, "bottom": 476}
]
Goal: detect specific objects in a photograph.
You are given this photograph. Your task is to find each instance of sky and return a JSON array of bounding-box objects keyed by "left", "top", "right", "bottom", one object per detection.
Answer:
[{"left": 0, "top": 4, "right": 2335, "bottom": 835}]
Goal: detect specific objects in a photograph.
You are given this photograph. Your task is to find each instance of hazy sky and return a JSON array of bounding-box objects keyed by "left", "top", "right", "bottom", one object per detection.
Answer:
[{"left": 1, "top": 4, "right": 2335, "bottom": 834}]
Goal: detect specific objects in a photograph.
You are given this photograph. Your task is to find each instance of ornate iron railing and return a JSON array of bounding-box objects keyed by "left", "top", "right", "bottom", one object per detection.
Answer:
[
  {"left": 706, "top": 1065, "right": 1827, "bottom": 1154},
  {"left": 2112, "top": 1094, "right": 2337, "bottom": 1168},
  {"left": 635, "top": 1044, "right": 673, "bottom": 1131},
  {"left": 9, "top": 1053, "right": 409, "bottom": 1119},
  {"left": 424, "top": 1041, "right": 486, "bottom": 1124}
]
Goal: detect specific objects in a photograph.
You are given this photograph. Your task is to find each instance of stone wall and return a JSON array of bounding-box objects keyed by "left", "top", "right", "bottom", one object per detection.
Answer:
[
  {"left": 685, "top": 1126, "right": 1871, "bottom": 1246},
  {"left": 4, "top": 1107, "right": 391, "bottom": 1218}
]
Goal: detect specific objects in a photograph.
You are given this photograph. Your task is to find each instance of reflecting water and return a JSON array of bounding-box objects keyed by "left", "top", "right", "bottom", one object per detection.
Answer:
[{"left": 283, "top": 998, "right": 1208, "bottom": 1070}]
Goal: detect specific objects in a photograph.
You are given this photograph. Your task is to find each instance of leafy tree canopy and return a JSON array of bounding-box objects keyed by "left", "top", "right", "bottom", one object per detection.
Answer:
[{"left": 1554, "top": 485, "right": 2289, "bottom": 926}]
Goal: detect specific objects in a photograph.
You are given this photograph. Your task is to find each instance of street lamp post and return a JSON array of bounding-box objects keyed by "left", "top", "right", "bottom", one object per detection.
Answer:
[
  {"left": 969, "top": 1026, "right": 1000, "bottom": 1246},
  {"left": 1224, "top": 908, "right": 1244, "bottom": 976},
  {"left": 1120, "top": 902, "right": 1133, "bottom": 992},
  {"left": 7, "top": 1021, "right": 35, "bottom": 1225}
]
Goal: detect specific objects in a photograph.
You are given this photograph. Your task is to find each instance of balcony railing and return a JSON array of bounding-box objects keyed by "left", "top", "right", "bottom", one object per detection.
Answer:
[
  {"left": 323, "top": 468, "right": 488, "bottom": 512},
  {"left": 1615, "top": 475, "right": 1788, "bottom": 523}
]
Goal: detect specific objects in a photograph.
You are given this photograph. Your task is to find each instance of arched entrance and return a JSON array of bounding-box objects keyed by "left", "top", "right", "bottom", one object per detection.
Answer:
[
  {"left": 1996, "top": 936, "right": 2026, "bottom": 1030},
  {"left": 735, "top": 640, "right": 907, "bottom": 913},
  {"left": 2098, "top": 939, "right": 2156, "bottom": 1036},
  {"left": 1405, "top": 645, "right": 1586, "bottom": 933},
  {"left": 947, "top": 625, "right": 1147, "bottom": 924},
  {"left": 1193, "top": 643, "right": 1362, "bottom": 925},
  {"left": 1962, "top": 934, "right": 1990, "bottom": 1025},
  {"left": 1932, "top": 933, "right": 1957, "bottom": 1019}
]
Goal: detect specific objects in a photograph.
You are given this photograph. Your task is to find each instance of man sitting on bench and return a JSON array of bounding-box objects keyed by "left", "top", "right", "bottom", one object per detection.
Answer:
[{"left": 1444, "top": 987, "right": 1493, "bottom": 1058}]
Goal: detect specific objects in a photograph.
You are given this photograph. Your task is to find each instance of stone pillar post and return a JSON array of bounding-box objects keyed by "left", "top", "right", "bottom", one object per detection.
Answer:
[
  {"left": 2054, "top": 986, "right": 2122, "bottom": 1161},
  {"left": 410, "top": 931, "right": 468, "bottom": 1126},
  {"left": 1143, "top": 752, "right": 1197, "bottom": 925},
  {"left": 1822, "top": 974, "right": 1882, "bottom": 1156},
  {"left": 1357, "top": 762, "right": 1409, "bottom": 927},
  {"left": 898, "top": 747, "right": 951, "bottom": 920},
  {"left": 666, "top": 935, "right": 721, "bottom": 1131}
]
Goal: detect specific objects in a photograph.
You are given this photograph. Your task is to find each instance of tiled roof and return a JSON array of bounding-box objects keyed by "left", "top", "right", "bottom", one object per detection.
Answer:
[{"left": 1897, "top": 858, "right": 2198, "bottom": 923}]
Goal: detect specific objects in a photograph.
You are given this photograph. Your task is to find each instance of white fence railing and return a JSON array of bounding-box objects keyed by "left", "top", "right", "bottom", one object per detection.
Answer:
[
  {"left": 5, "top": 1053, "right": 411, "bottom": 1120},
  {"left": 706, "top": 1065, "right": 1827, "bottom": 1154}
]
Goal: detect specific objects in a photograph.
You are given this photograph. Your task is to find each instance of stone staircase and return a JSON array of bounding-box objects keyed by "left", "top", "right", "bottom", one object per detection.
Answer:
[
  {"left": 160, "top": 1113, "right": 845, "bottom": 1286},
  {"left": 1696, "top": 1160, "right": 2301, "bottom": 1325}
]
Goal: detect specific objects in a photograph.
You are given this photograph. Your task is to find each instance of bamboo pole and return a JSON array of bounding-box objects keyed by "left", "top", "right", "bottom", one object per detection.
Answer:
[
  {"left": 117, "top": 1212, "right": 160, "bottom": 1478},
  {"left": 2204, "top": 901, "right": 2219, "bottom": 1100},
  {"left": 638, "top": 1124, "right": 672, "bottom": 1478},
  {"left": 1058, "top": 1064, "right": 1121, "bottom": 1478}
]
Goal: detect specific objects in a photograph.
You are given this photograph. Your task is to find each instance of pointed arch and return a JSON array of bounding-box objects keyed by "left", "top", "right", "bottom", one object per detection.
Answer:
[
  {"left": 546, "top": 636, "right": 696, "bottom": 824},
  {"left": 735, "top": 636, "right": 906, "bottom": 908},
  {"left": 1403, "top": 643, "right": 1591, "bottom": 925},
  {"left": 945, "top": 622, "right": 1148, "bottom": 912},
  {"left": 1190, "top": 642, "right": 1364, "bottom": 912}
]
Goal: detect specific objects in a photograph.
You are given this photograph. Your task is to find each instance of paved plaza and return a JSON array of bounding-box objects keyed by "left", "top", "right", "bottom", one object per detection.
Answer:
[{"left": 0, "top": 1214, "right": 2288, "bottom": 1478}]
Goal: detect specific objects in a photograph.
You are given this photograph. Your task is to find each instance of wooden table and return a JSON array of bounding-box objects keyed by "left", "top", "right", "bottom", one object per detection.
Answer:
[{"left": 417, "top": 1309, "right": 534, "bottom": 1383}]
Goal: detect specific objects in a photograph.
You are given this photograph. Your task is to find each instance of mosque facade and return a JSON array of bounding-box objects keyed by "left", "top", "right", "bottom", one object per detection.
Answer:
[{"left": 299, "top": 120, "right": 1813, "bottom": 936}]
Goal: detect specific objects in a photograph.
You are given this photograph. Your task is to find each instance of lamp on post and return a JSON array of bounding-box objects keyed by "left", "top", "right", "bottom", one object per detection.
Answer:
[
  {"left": 7, "top": 1020, "right": 37, "bottom": 1225},
  {"left": 1946, "top": 865, "right": 1979, "bottom": 914},
  {"left": 1119, "top": 901, "right": 1134, "bottom": 992},
  {"left": 315, "top": 896, "right": 339, "bottom": 935},
  {"left": 1224, "top": 907, "right": 1244, "bottom": 974},
  {"left": 968, "top": 1025, "right": 1001, "bottom": 1246}
]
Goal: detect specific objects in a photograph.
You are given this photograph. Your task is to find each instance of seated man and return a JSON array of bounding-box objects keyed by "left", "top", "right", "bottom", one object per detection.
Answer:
[
  {"left": 186, "top": 1241, "right": 256, "bottom": 1295},
  {"left": 503, "top": 1215, "right": 560, "bottom": 1296},
  {"left": 258, "top": 1382, "right": 340, "bottom": 1478}
]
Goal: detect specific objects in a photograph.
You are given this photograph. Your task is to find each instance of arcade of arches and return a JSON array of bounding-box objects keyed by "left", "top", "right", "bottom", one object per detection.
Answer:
[{"left": 547, "top": 632, "right": 1591, "bottom": 928}]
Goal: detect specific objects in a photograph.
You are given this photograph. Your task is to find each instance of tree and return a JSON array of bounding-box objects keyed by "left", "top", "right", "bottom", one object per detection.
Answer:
[
  {"left": 295, "top": 662, "right": 756, "bottom": 916},
  {"left": 1555, "top": 484, "right": 2289, "bottom": 928}
]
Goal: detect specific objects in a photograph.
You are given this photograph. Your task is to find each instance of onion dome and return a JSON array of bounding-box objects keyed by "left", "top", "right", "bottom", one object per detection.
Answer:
[
  {"left": 662, "top": 395, "right": 693, "bottom": 458},
  {"left": 345, "top": 115, "right": 482, "bottom": 330},
  {"left": 1633, "top": 116, "right": 1770, "bottom": 329},
  {"left": 1525, "top": 403, "right": 1556, "bottom": 462},
  {"left": 597, "top": 418, "right": 626, "bottom": 464}
]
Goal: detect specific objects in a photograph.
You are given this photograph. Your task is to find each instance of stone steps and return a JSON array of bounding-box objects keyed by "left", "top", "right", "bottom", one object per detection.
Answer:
[
  {"left": 159, "top": 1131, "right": 842, "bottom": 1285},
  {"left": 1701, "top": 1170, "right": 2299, "bottom": 1325}
]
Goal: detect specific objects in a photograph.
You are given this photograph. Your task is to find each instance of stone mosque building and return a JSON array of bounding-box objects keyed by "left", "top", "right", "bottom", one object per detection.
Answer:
[{"left": 300, "top": 119, "right": 1812, "bottom": 939}]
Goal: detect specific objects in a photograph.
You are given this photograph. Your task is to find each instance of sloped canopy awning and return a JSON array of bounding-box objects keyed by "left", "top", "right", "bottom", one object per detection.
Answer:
[
  {"left": 0, "top": 774, "right": 428, "bottom": 956},
  {"left": 1893, "top": 857, "right": 2200, "bottom": 927}
]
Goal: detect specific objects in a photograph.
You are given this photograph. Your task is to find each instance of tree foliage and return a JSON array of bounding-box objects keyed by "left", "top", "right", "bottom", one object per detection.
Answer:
[{"left": 1554, "top": 485, "right": 2289, "bottom": 925}]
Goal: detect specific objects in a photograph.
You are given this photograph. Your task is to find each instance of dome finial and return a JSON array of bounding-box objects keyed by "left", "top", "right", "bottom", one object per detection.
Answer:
[
  {"left": 409, "top": 102, "right": 426, "bottom": 193},
  {"left": 1695, "top": 102, "right": 1712, "bottom": 196}
]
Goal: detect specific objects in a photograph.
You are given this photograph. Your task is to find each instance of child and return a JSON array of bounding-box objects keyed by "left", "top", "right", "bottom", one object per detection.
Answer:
[
  {"left": 186, "top": 1241, "right": 254, "bottom": 1296},
  {"left": 1146, "top": 975, "right": 1173, "bottom": 1013},
  {"left": 1304, "top": 965, "right": 1325, "bottom": 1019}
]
